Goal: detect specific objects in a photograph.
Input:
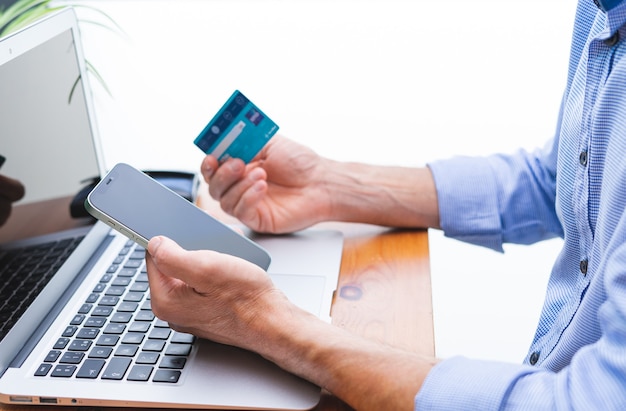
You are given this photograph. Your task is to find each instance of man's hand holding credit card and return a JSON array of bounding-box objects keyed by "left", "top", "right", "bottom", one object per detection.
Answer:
[{"left": 194, "top": 90, "right": 278, "bottom": 163}]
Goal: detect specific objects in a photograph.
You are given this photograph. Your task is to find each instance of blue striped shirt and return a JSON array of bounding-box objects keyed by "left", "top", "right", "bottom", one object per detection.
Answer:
[{"left": 418, "top": 1, "right": 626, "bottom": 409}]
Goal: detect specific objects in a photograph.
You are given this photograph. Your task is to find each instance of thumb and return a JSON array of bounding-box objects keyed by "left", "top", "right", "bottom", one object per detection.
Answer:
[
  {"left": 146, "top": 235, "right": 225, "bottom": 287},
  {"left": 146, "top": 235, "right": 188, "bottom": 281}
]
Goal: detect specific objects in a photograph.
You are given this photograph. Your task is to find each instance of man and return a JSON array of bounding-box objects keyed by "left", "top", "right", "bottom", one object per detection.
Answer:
[{"left": 145, "top": 0, "right": 626, "bottom": 409}]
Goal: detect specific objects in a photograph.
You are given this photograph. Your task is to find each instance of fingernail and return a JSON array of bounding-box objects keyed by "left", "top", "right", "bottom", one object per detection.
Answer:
[
  {"left": 202, "top": 167, "right": 212, "bottom": 181},
  {"left": 229, "top": 160, "right": 243, "bottom": 173},
  {"left": 148, "top": 236, "right": 162, "bottom": 255}
]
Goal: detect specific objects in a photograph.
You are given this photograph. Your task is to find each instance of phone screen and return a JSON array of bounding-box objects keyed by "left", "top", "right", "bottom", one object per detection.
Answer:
[{"left": 85, "top": 163, "right": 271, "bottom": 269}]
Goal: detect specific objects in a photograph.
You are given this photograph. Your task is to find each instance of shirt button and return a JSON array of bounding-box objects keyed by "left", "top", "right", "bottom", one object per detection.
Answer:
[
  {"left": 579, "top": 150, "right": 588, "bottom": 166},
  {"left": 580, "top": 259, "right": 588, "bottom": 275},
  {"left": 604, "top": 31, "right": 620, "bottom": 47},
  {"left": 529, "top": 351, "right": 540, "bottom": 365}
]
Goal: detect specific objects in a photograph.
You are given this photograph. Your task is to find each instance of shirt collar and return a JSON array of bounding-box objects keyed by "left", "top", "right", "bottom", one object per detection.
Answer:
[
  {"left": 593, "top": 0, "right": 626, "bottom": 37},
  {"left": 595, "top": 0, "right": 623, "bottom": 12}
]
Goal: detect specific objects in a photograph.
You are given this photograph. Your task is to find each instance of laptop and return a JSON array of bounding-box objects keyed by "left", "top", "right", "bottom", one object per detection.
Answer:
[{"left": 0, "top": 8, "right": 343, "bottom": 410}]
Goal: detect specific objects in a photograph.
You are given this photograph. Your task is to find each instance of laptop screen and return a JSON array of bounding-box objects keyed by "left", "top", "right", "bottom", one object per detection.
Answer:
[{"left": 0, "top": 27, "right": 100, "bottom": 244}]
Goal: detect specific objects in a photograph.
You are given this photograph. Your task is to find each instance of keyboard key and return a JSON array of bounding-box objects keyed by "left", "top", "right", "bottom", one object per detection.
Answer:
[
  {"left": 99, "top": 296, "right": 120, "bottom": 306},
  {"left": 171, "top": 332, "right": 195, "bottom": 344},
  {"left": 159, "top": 356, "right": 186, "bottom": 369},
  {"left": 101, "top": 357, "right": 131, "bottom": 380},
  {"left": 77, "top": 304, "right": 92, "bottom": 314},
  {"left": 105, "top": 286, "right": 125, "bottom": 296},
  {"left": 118, "top": 268, "right": 138, "bottom": 277},
  {"left": 142, "top": 340, "right": 165, "bottom": 352},
  {"left": 69, "top": 339, "right": 92, "bottom": 351},
  {"left": 85, "top": 293, "right": 100, "bottom": 303},
  {"left": 103, "top": 323, "right": 126, "bottom": 334},
  {"left": 96, "top": 335, "right": 119, "bottom": 346},
  {"left": 44, "top": 350, "right": 61, "bottom": 362},
  {"left": 152, "top": 369, "right": 181, "bottom": 383},
  {"left": 100, "top": 273, "right": 113, "bottom": 283},
  {"left": 118, "top": 302, "right": 139, "bottom": 312},
  {"left": 76, "top": 359, "right": 105, "bottom": 379},
  {"left": 85, "top": 317, "right": 107, "bottom": 328},
  {"left": 62, "top": 325, "right": 78, "bottom": 337},
  {"left": 130, "top": 282, "right": 149, "bottom": 292},
  {"left": 77, "top": 328, "right": 99, "bottom": 339},
  {"left": 127, "top": 365, "right": 153, "bottom": 381},
  {"left": 154, "top": 319, "right": 169, "bottom": 328},
  {"left": 135, "top": 311, "right": 154, "bottom": 322},
  {"left": 124, "top": 260, "right": 142, "bottom": 269},
  {"left": 92, "top": 306, "right": 113, "bottom": 317},
  {"left": 129, "top": 250, "right": 146, "bottom": 260},
  {"left": 149, "top": 328, "right": 171, "bottom": 340},
  {"left": 89, "top": 346, "right": 113, "bottom": 359},
  {"left": 123, "top": 292, "right": 144, "bottom": 302},
  {"left": 60, "top": 351, "right": 84, "bottom": 364},
  {"left": 35, "top": 363, "right": 52, "bottom": 376},
  {"left": 53, "top": 337, "right": 70, "bottom": 350},
  {"left": 51, "top": 364, "right": 77, "bottom": 378},
  {"left": 122, "top": 333, "right": 145, "bottom": 345},
  {"left": 112, "top": 277, "right": 131, "bottom": 287},
  {"left": 135, "top": 273, "right": 149, "bottom": 282},
  {"left": 165, "top": 344, "right": 192, "bottom": 356},
  {"left": 110, "top": 312, "right": 133, "bottom": 323},
  {"left": 70, "top": 314, "right": 85, "bottom": 325},
  {"left": 115, "top": 345, "right": 139, "bottom": 357},
  {"left": 136, "top": 352, "right": 160, "bottom": 365},
  {"left": 128, "top": 322, "right": 151, "bottom": 333}
]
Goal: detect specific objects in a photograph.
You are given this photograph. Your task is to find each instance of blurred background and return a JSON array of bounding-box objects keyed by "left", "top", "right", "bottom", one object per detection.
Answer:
[{"left": 18, "top": 0, "right": 577, "bottom": 363}]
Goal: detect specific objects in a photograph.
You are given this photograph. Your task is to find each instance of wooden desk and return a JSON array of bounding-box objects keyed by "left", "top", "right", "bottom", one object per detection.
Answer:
[{"left": 2, "top": 199, "right": 433, "bottom": 411}]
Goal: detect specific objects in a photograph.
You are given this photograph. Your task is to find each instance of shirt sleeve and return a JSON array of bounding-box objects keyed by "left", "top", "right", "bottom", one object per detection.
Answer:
[
  {"left": 415, "top": 356, "right": 540, "bottom": 410},
  {"left": 427, "top": 138, "right": 562, "bottom": 252},
  {"left": 416, "top": 241, "right": 626, "bottom": 411}
]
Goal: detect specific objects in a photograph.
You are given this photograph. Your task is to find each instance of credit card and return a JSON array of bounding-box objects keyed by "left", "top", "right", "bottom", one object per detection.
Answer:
[{"left": 194, "top": 90, "right": 279, "bottom": 163}]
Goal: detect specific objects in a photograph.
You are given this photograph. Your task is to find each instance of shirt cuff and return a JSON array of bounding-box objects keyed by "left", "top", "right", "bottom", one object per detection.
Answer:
[
  {"left": 428, "top": 156, "right": 503, "bottom": 252},
  {"left": 415, "top": 356, "right": 536, "bottom": 411}
]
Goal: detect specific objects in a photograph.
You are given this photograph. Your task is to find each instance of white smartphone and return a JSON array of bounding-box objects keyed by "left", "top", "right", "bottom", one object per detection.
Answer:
[{"left": 85, "top": 162, "right": 271, "bottom": 269}]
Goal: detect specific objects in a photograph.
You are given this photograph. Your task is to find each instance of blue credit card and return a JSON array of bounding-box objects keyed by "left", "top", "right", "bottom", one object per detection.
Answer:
[{"left": 194, "top": 90, "right": 279, "bottom": 163}]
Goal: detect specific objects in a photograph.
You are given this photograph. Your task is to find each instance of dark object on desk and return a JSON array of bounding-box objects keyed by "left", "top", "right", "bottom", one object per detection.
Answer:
[{"left": 70, "top": 170, "right": 199, "bottom": 218}]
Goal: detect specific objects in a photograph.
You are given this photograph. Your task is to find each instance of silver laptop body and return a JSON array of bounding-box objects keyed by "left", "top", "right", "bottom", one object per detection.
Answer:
[{"left": 0, "top": 9, "right": 342, "bottom": 409}]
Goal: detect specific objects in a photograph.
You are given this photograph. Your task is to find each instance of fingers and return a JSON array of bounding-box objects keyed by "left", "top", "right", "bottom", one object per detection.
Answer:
[
  {"left": 147, "top": 236, "right": 267, "bottom": 292},
  {"left": 145, "top": 235, "right": 278, "bottom": 346},
  {"left": 202, "top": 156, "right": 269, "bottom": 217},
  {"left": 218, "top": 167, "right": 267, "bottom": 215},
  {"left": 200, "top": 155, "right": 218, "bottom": 183},
  {"left": 146, "top": 236, "right": 222, "bottom": 288},
  {"left": 0, "top": 175, "right": 25, "bottom": 201},
  {"left": 206, "top": 158, "right": 246, "bottom": 200}
]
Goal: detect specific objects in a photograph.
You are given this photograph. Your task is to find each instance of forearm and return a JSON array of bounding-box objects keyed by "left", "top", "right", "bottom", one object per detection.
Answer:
[
  {"left": 318, "top": 159, "right": 440, "bottom": 229},
  {"left": 256, "top": 307, "right": 437, "bottom": 411}
]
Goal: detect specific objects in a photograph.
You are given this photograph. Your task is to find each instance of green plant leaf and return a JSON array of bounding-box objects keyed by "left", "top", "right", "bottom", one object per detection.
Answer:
[
  {"left": 1, "top": 0, "right": 120, "bottom": 102},
  {"left": 0, "top": 0, "right": 52, "bottom": 35}
]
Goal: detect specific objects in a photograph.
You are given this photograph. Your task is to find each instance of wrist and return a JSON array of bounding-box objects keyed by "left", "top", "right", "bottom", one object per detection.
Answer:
[{"left": 318, "top": 160, "right": 440, "bottom": 228}]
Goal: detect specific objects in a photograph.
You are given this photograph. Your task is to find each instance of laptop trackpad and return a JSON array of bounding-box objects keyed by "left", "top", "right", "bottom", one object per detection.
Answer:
[{"left": 269, "top": 274, "right": 326, "bottom": 317}]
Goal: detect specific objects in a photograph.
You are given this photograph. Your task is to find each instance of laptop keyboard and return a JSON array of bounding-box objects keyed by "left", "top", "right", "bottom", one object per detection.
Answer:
[
  {"left": 33, "top": 239, "right": 195, "bottom": 383},
  {"left": 0, "top": 236, "right": 84, "bottom": 341}
]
